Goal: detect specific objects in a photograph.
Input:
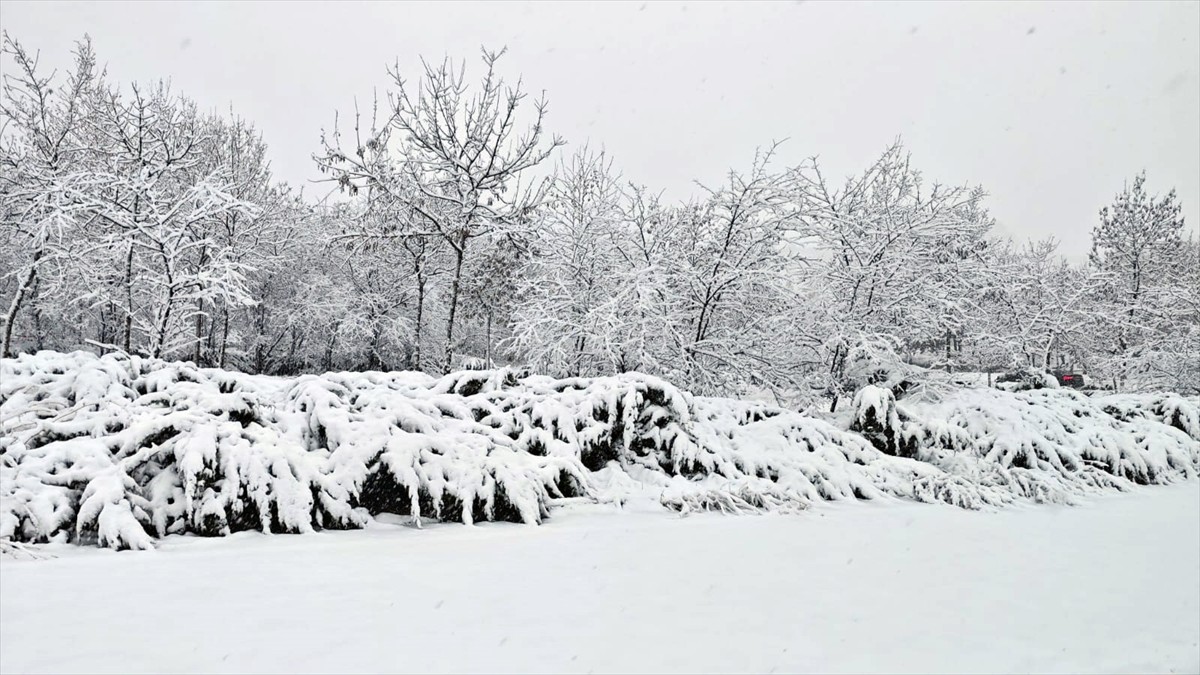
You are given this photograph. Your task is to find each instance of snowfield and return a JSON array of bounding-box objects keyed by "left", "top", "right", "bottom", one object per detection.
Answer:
[{"left": 2, "top": 482, "right": 1197, "bottom": 675}]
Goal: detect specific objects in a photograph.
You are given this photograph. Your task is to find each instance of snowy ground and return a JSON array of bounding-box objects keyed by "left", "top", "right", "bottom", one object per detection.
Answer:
[{"left": 3, "top": 482, "right": 1198, "bottom": 675}]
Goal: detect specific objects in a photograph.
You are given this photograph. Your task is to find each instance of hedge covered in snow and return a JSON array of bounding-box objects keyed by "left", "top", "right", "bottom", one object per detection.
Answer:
[{"left": 2, "top": 352, "right": 1198, "bottom": 550}]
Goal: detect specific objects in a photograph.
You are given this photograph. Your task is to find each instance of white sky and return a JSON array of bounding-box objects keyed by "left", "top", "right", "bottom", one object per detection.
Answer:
[{"left": 2, "top": 0, "right": 1197, "bottom": 257}]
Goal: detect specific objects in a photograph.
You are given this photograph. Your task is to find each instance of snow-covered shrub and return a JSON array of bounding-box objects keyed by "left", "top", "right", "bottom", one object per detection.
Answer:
[
  {"left": 1098, "top": 393, "right": 1200, "bottom": 442},
  {"left": 901, "top": 387, "right": 1200, "bottom": 503},
  {"left": 285, "top": 372, "right": 571, "bottom": 527},
  {"left": 1, "top": 353, "right": 330, "bottom": 547},
  {"left": 994, "top": 366, "right": 1060, "bottom": 392},
  {"left": 850, "top": 385, "right": 917, "bottom": 458},
  {"left": 3, "top": 351, "right": 1197, "bottom": 551}
]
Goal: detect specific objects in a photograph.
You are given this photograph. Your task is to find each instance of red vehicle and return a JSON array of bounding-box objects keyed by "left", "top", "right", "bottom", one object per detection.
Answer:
[{"left": 1052, "top": 370, "right": 1086, "bottom": 389}]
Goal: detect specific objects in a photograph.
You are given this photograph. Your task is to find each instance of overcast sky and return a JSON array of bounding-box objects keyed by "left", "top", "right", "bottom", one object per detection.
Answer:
[{"left": 2, "top": 0, "right": 1197, "bottom": 257}]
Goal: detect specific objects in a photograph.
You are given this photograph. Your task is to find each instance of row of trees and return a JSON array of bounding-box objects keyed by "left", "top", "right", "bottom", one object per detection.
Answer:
[{"left": 3, "top": 36, "right": 1197, "bottom": 401}]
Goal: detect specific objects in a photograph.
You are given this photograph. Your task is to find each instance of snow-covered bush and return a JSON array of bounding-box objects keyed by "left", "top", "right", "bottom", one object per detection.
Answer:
[
  {"left": 1097, "top": 393, "right": 1200, "bottom": 442},
  {"left": 850, "top": 385, "right": 917, "bottom": 458},
  {"left": 994, "top": 366, "right": 1060, "bottom": 392},
  {"left": 901, "top": 388, "right": 1200, "bottom": 503},
  {"left": 3, "top": 351, "right": 1197, "bottom": 551}
]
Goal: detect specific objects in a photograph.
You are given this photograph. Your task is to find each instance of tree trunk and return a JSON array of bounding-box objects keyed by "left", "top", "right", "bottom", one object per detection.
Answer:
[
  {"left": 827, "top": 341, "right": 847, "bottom": 413},
  {"left": 1, "top": 248, "right": 43, "bottom": 358},
  {"left": 829, "top": 342, "right": 845, "bottom": 381},
  {"left": 323, "top": 332, "right": 337, "bottom": 371},
  {"left": 254, "top": 299, "right": 269, "bottom": 373},
  {"left": 151, "top": 258, "right": 176, "bottom": 359},
  {"left": 369, "top": 319, "right": 383, "bottom": 370},
  {"left": 122, "top": 240, "right": 134, "bottom": 353},
  {"left": 219, "top": 307, "right": 230, "bottom": 369},
  {"left": 443, "top": 240, "right": 467, "bottom": 374},
  {"left": 485, "top": 312, "right": 492, "bottom": 367},
  {"left": 413, "top": 275, "right": 425, "bottom": 372},
  {"left": 151, "top": 291, "right": 173, "bottom": 359},
  {"left": 193, "top": 298, "right": 205, "bottom": 365},
  {"left": 30, "top": 276, "right": 44, "bottom": 351},
  {"left": 573, "top": 335, "right": 587, "bottom": 377}
]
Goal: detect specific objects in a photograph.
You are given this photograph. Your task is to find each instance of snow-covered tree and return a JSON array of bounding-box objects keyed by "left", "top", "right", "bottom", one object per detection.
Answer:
[
  {"left": 1088, "top": 172, "right": 1195, "bottom": 390},
  {"left": 0, "top": 34, "right": 99, "bottom": 357},
  {"left": 508, "top": 147, "right": 628, "bottom": 376},
  {"left": 795, "top": 141, "right": 993, "bottom": 409},
  {"left": 970, "top": 238, "right": 1104, "bottom": 372},
  {"left": 185, "top": 113, "right": 295, "bottom": 368},
  {"left": 672, "top": 143, "right": 803, "bottom": 395},
  {"left": 237, "top": 194, "right": 321, "bottom": 374},
  {"left": 317, "top": 48, "right": 563, "bottom": 372},
  {"left": 1090, "top": 172, "right": 1186, "bottom": 335},
  {"left": 79, "top": 80, "right": 259, "bottom": 358},
  {"left": 3, "top": 32, "right": 1195, "bottom": 401},
  {"left": 608, "top": 184, "right": 691, "bottom": 377}
]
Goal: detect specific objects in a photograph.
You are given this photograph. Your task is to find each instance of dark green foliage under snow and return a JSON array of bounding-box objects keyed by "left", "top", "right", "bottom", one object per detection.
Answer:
[{"left": 2, "top": 352, "right": 1197, "bottom": 550}]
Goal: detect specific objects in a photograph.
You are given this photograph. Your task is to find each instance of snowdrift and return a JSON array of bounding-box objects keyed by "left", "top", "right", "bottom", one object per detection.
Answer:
[{"left": 2, "top": 351, "right": 1197, "bottom": 550}]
